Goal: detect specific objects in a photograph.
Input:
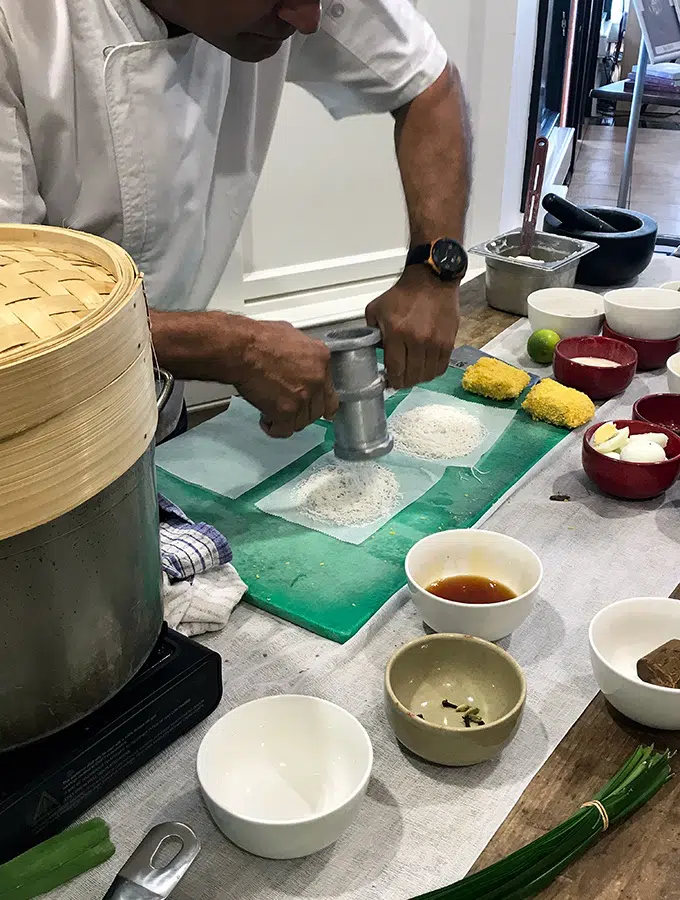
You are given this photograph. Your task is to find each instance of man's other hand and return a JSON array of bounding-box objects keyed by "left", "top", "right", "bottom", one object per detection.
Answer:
[{"left": 365, "top": 266, "right": 459, "bottom": 390}]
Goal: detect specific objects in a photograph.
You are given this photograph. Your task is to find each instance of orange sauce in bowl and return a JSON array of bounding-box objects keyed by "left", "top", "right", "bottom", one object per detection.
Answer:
[{"left": 426, "top": 575, "right": 517, "bottom": 605}]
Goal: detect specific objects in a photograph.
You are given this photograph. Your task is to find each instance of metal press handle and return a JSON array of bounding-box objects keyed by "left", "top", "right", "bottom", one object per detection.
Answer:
[
  {"left": 155, "top": 369, "right": 175, "bottom": 415},
  {"left": 103, "top": 823, "right": 200, "bottom": 900}
]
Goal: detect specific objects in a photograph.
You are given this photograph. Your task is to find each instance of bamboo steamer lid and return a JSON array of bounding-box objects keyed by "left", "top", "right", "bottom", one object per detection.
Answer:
[{"left": 0, "top": 224, "right": 158, "bottom": 541}]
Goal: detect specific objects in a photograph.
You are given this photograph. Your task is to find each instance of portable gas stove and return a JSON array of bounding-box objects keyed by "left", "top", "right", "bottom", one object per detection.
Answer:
[{"left": 0, "top": 624, "right": 223, "bottom": 864}]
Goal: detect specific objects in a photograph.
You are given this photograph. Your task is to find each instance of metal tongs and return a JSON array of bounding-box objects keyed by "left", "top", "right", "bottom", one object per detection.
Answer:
[{"left": 103, "top": 823, "right": 200, "bottom": 899}]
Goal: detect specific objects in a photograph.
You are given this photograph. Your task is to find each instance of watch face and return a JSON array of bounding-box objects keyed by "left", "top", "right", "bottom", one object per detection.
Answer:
[{"left": 431, "top": 239, "right": 468, "bottom": 281}]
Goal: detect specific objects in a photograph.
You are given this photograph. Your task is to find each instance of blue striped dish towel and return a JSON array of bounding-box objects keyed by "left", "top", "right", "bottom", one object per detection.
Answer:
[{"left": 159, "top": 495, "right": 247, "bottom": 637}]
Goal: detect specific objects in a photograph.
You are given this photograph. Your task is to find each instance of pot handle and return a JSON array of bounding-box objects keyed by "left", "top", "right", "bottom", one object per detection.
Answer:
[{"left": 155, "top": 369, "right": 175, "bottom": 415}]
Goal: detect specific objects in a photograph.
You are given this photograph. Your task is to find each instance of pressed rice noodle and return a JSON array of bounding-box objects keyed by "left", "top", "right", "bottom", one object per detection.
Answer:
[
  {"left": 391, "top": 404, "right": 489, "bottom": 461},
  {"left": 292, "top": 461, "right": 402, "bottom": 528}
]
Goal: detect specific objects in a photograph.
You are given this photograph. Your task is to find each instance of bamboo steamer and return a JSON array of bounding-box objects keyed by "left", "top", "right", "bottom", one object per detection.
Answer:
[{"left": 0, "top": 224, "right": 157, "bottom": 541}]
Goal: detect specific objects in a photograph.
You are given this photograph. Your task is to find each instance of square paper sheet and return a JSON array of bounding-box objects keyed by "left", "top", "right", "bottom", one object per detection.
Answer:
[
  {"left": 256, "top": 450, "right": 445, "bottom": 545},
  {"left": 389, "top": 386, "right": 518, "bottom": 468},
  {"left": 155, "top": 398, "right": 326, "bottom": 499}
]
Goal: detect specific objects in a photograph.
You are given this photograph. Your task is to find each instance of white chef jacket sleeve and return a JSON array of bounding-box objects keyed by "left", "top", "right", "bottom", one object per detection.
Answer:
[
  {"left": 0, "top": 10, "right": 46, "bottom": 223},
  {"left": 286, "top": 0, "right": 448, "bottom": 119}
]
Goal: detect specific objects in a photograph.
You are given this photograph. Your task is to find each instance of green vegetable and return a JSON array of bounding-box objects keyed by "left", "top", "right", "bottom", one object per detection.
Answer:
[
  {"left": 0, "top": 818, "right": 115, "bottom": 900},
  {"left": 410, "top": 745, "right": 672, "bottom": 900}
]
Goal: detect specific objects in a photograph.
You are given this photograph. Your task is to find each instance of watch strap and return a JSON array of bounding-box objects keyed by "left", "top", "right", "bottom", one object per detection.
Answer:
[{"left": 405, "top": 243, "right": 432, "bottom": 267}]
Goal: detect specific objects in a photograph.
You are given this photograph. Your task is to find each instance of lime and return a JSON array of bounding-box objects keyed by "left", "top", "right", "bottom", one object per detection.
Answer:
[{"left": 527, "top": 329, "right": 561, "bottom": 364}]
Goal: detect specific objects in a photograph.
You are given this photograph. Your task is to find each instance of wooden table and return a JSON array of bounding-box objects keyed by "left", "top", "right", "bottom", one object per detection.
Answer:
[
  {"left": 473, "top": 695, "right": 680, "bottom": 898},
  {"left": 460, "top": 279, "right": 680, "bottom": 898}
]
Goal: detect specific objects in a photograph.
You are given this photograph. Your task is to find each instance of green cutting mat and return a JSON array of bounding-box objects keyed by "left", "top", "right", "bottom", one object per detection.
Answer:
[{"left": 157, "top": 368, "right": 569, "bottom": 643}]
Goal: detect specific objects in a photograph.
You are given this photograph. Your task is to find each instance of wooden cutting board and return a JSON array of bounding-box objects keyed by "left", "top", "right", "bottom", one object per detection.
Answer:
[{"left": 472, "top": 585, "right": 680, "bottom": 898}]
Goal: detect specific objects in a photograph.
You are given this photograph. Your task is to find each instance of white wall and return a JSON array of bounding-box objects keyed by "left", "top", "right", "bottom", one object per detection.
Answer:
[
  {"left": 210, "top": 0, "right": 542, "bottom": 324},
  {"left": 421, "top": 0, "right": 539, "bottom": 247}
]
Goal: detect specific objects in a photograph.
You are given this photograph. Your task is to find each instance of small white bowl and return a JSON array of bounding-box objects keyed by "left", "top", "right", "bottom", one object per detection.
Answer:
[
  {"left": 660, "top": 281, "right": 680, "bottom": 292},
  {"left": 528, "top": 288, "right": 605, "bottom": 338},
  {"left": 405, "top": 530, "right": 543, "bottom": 642},
  {"left": 590, "top": 598, "right": 680, "bottom": 730},
  {"left": 197, "top": 696, "right": 373, "bottom": 859},
  {"left": 668, "top": 352, "right": 680, "bottom": 393},
  {"left": 605, "top": 288, "right": 680, "bottom": 341}
]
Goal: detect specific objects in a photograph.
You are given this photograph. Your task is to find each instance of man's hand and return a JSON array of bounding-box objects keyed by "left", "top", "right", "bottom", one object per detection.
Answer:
[
  {"left": 237, "top": 320, "right": 338, "bottom": 438},
  {"left": 365, "top": 266, "right": 459, "bottom": 389},
  {"left": 149, "top": 310, "right": 337, "bottom": 438}
]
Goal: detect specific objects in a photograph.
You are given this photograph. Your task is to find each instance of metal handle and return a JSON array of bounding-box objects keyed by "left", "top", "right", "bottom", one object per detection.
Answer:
[
  {"left": 103, "top": 823, "right": 200, "bottom": 900},
  {"left": 155, "top": 369, "right": 175, "bottom": 415},
  {"left": 542, "top": 193, "right": 617, "bottom": 234},
  {"left": 519, "top": 137, "right": 549, "bottom": 257}
]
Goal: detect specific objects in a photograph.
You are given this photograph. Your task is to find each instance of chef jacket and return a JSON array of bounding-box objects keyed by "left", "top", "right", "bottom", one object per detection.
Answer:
[{"left": 0, "top": 0, "right": 448, "bottom": 314}]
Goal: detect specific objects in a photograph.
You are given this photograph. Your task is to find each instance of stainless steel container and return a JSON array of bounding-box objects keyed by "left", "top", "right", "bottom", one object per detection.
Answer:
[
  {"left": 470, "top": 230, "right": 599, "bottom": 317},
  {"left": 0, "top": 444, "right": 162, "bottom": 750}
]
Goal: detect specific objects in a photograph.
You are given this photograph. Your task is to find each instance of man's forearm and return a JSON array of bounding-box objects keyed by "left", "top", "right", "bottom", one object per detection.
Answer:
[
  {"left": 149, "top": 308, "right": 251, "bottom": 383},
  {"left": 393, "top": 64, "right": 471, "bottom": 245},
  {"left": 148, "top": 308, "right": 338, "bottom": 433}
]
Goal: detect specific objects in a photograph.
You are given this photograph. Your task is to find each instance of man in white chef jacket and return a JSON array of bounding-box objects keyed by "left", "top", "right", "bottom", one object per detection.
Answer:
[{"left": 0, "top": 0, "right": 471, "bottom": 441}]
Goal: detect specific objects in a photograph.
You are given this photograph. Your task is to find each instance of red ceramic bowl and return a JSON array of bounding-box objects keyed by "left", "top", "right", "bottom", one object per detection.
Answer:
[
  {"left": 582, "top": 419, "right": 680, "bottom": 500},
  {"left": 602, "top": 322, "right": 680, "bottom": 372},
  {"left": 633, "top": 394, "right": 680, "bottom": 436},
  {"left": 553, "top": 336, "right": 637, "bottom": 400}
]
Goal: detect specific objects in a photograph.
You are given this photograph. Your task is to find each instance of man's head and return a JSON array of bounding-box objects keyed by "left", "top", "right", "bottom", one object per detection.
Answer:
[{"left": 145, "top": 0, "right": 322, "bottom": 62}]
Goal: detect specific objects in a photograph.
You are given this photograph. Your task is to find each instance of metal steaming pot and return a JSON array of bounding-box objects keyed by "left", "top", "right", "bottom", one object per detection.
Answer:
[{"left": 0, "top": 371, "right": 174, "bottom": 750}]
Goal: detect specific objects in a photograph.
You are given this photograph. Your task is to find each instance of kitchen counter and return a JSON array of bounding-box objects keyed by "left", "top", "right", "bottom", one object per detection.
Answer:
[{"left": 49, "top": 257, "right": 680, "bottom": 900}]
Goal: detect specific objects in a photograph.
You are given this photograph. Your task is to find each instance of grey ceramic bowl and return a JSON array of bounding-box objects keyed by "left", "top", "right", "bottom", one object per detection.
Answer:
[{"left": 385, "top": 634, "right": 526, "bottom": 767}]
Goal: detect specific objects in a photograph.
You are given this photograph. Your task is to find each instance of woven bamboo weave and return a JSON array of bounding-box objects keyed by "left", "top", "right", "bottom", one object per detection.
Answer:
[
  {"left": 0, "top": 226, "right": 151, "bottom": 441},
  {"left": 0, "top": 245, "right": 116, "bottom": 353},
  {"left": 0, "top": 225, "right": 157, "bottom": 540}
]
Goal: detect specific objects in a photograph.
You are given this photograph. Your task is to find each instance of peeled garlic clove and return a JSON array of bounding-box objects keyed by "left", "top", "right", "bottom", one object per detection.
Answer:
[
  {"left": 603, "top": 451, "right": 622, "bottom": 459},
  {"left": 620, "top": 441, "right": 667, "bottom": 463},
  {"left": 595, "top": 427, "right": 630, "bottom": 455}
]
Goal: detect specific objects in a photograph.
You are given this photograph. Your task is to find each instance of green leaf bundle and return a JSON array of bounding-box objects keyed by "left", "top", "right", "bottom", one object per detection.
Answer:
[{"left": 412, "top": 745, "right": 672, "bottom": 900}]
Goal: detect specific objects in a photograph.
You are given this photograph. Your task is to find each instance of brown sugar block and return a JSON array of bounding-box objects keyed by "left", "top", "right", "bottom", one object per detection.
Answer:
[{"left": 637, "top": 640, "right": 680, "bottom": 689}]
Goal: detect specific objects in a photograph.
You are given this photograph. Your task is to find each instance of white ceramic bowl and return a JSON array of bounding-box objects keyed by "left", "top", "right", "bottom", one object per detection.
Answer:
[
  {"left": 528, "top": 288, "right": 605, "bottom": 338},
  {"left": 660, "top": 281, "right": 680, "bottom": 292},
  {"left": 605, "top": 288, "right": 680, "bottom": 341},
  {"left": 197, "top": 695, "right": 373, "bottom": 859},
  {"left": 590, "top": 598, "right": 680, "bottom": 730},
  {"left": 405, "top": 530, "right": 543, "bottom": 642},
  {"left": 668, "top": 352, "right": 680, "bottom": 393}
]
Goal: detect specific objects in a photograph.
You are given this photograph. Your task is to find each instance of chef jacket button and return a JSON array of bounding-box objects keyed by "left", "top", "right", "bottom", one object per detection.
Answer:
[{"left": 330, "top": 2, "right": 345, "bottom": 18}]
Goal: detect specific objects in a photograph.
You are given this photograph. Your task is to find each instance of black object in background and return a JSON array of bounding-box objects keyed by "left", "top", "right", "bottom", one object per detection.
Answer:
[
  {"left": 542, "top": 193, "right": 618, "bottom": 233},
  {"left": 0, "top": 626, "right": 223, "bottom": 865}
]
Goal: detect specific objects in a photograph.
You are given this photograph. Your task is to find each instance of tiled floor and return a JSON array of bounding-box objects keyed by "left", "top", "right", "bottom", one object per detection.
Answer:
[{"left": 568, "top": 124, "right": 680, "bottom": 236}]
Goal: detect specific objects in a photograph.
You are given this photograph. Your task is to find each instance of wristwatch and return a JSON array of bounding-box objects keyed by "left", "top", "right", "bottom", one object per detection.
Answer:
[{"left": 406, "top": 237, "right": 468, "bottom": 283}]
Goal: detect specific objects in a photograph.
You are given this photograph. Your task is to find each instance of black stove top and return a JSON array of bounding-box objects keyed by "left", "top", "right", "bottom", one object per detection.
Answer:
[{"left": 0, "top": 625, "right": 223, "bottom": 864}]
